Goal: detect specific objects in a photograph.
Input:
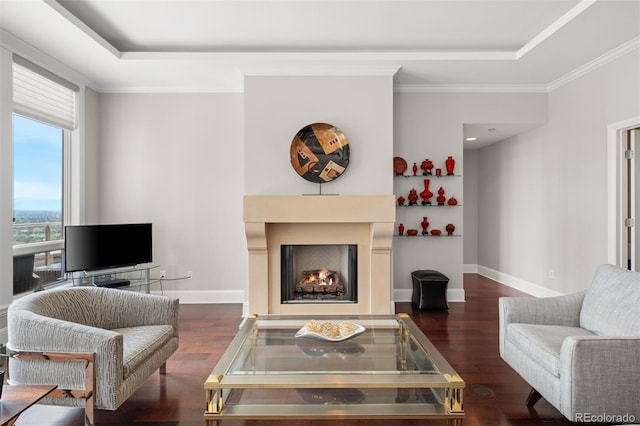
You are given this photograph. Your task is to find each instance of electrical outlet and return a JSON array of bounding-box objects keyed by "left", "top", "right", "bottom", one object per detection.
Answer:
[
  {"left": 159, "top": 270, "right": 166, "bottom": 279},
  {"left": 187, "top": 270, "right": 193, "bottom": 279}
]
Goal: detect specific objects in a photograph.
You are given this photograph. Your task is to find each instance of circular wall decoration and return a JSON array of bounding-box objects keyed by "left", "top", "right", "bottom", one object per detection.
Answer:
[{"left": 290, "top": 123, "right": 350, "bottom": 183}]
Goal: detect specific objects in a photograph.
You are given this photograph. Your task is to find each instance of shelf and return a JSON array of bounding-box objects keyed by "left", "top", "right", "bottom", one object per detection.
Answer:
[
  {"left": 397, "top": 203, "right": 461, "bottom": 207},
  {"left": 395, "top": 174, "right": 461, "bottom": 178},
  {"left": 394, "top": 234, "right": 461, "bottom": 238}
]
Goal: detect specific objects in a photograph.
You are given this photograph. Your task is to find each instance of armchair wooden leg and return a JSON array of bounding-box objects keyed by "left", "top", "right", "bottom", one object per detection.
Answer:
[
  {"left": 526, "top": 388, "right": 542, "bottom": 407},
  {"left": 160, "top": 362, "right": 167, "bottom": 375}
]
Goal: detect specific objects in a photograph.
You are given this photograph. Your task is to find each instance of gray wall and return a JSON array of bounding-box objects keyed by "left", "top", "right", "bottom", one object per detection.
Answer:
[
  {"left": 474, "top": 49, "right": 640, "bottom": 295},
  {"left": 244, "top": 75, "right": 394, "bottom": 195},
  {"left": 463, "top": 149, "right": 479, "bottom": 266},
  {"left": 393, "top": 92, "right": 547, "bottom": 300},
  {"left": 96, "top": 93, "right": 245, "bottom": 302},
  {"left": 70, "top": 47, "right": 640, "bottom": 304}
]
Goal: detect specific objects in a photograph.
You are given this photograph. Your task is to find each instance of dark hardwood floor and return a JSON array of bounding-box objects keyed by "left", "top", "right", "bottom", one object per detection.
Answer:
[{"left": 15, "top": 274, "right": 617, "bottom": 425}]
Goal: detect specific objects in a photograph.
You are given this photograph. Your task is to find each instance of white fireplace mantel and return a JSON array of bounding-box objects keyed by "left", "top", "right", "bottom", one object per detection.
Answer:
[{"left": 244, "top": 195, "right": 395, "bottom": 315}]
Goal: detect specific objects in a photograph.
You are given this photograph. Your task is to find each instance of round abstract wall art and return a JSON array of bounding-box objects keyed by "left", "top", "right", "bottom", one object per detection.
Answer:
[{"left": 289, "top": 123, "right": 350, "bottom": 183}]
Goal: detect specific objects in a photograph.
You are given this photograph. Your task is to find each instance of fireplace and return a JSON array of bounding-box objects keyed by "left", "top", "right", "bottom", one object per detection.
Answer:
[
  {"left": 281, "top": 244, "right": 358, "bottom": 304},
  {"left": 244, "top": 195, "right": 395, "bottom": 315}
]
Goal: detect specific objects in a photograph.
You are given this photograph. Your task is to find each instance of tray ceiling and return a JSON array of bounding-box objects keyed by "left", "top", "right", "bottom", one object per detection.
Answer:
[{"left": 1, "top": 0, "right": 638, "bottom": 93}]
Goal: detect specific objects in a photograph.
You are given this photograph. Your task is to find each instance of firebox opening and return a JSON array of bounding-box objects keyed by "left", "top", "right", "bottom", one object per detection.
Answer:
[{"left": 281, "top": 244, "right": 358, "bottom": 304}]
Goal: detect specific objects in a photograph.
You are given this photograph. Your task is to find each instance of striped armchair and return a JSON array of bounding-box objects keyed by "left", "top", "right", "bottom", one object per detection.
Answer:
[{"left": 7, "top": 286, "right": 179, "bottom": 423}]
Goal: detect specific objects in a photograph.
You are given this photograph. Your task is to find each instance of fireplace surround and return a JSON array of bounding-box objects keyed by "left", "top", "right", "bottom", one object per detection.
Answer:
[{"left": 244, "top": 195, "right": 395, "bottom": 315}]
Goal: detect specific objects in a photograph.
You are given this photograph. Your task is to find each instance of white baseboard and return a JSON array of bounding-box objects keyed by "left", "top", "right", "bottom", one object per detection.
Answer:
[
  {"left": 151, "top": 289, "right": 245, "bottom": 304},
  {"left": 466, "top": 264, "right": 563, "bottom": 298},
  {"left": 463, "top": 264, "right": 479, "bottom": 274},
  {"left": 160, "top": 288, "right": 467, "bottom": 307},
  {"left": 393, "top": 288, "right": 465, "bottom": 303}
]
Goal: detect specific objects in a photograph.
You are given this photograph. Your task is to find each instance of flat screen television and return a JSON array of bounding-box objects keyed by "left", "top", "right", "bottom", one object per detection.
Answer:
[{"left": 64, "top": 223, "right": 153, "bottom": 273}]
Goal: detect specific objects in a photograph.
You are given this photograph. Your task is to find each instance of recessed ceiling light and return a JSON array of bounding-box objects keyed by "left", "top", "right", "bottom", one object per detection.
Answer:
[{"left": 465, "top": 137, "right": 477, "bottom": 141}]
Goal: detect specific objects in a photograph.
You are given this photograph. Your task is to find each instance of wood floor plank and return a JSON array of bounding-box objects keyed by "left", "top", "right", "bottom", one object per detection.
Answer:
[{"left": 15, "top": 274, "right": 614, "bottom": 425}]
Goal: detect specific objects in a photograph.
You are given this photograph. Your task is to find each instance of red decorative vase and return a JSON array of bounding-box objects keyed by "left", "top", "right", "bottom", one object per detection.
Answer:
[
  {"left": 412, "top": 162, "right": 418, "bottom": 176},
  {"left": 447, "top": 196, "right": 458, "bottom": 206},
  {"left": 398, "top": 223, "right": 405, "bottom": 235},
  {"left": 445, "top": 156, "right": 455, "bottom": 175},
  {"left": 421, "top": 217, "right": 429, "bottom": 235},
  {"left": 419, "top": 179, "right": 433, "bottom": 205},
  {"left": 446, "top": 223, "right": 455, "bottom": 235},
  {"left": 437, "top": 187, "right": 446, "bottom": 205},
  {"left": 397, "top": 195, "right": 405, "bottom": 206},
  {"left": 408, "top": 188, "right": 419, "bottom": 205}
]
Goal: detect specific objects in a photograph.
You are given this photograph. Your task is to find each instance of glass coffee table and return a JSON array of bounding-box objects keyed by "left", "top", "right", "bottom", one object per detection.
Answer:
[{"left": 204, "top": 313, "right": 464, "bottom": 425}]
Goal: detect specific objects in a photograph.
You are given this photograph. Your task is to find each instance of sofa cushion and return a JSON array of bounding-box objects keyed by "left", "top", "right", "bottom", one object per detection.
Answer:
[
  {"left": 506, "top": 323, "right": 594, "bottom": 377},
  {"left": 112, "top": 325, "right": 175, "bottom": 378},
  {"left": 580, "top": 265, "right": 640, "bottom": 336}
]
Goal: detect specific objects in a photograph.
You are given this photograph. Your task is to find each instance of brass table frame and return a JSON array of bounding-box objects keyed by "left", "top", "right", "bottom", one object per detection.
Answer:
[
  {"left": 204, "top": 313, "right": 464, "bottom": 425},
  {"left": 6, "top": 349, "right": 95, "bottom": 426}
]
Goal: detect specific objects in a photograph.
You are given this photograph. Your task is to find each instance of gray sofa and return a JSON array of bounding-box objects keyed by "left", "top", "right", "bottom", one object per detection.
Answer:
[
  {"left": 7, "top": 286, "right": 179, "bottom": 418},
  {"left": 499, "top": 264, "right": 640, "bottom": 421}
]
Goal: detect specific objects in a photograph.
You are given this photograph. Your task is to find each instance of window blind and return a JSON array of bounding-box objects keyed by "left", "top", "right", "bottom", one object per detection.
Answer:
[{"left": 13, "top": 55, "right": 79, "bottom": 130}]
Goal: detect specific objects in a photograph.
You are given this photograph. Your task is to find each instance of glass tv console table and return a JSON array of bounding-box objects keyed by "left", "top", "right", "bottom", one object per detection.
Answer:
[
  {"left": 204, "top": 313, "right": 464, "bottom": 425},
  {"left": 67, "top": 264, "right": 160, "bottom": 293}
]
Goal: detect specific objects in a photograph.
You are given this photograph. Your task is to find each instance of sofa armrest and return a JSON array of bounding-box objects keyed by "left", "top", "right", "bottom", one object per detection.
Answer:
[
  {"left": 559, "top": 336, "right": 640, "bottom": 420},
  {"left": 499, "top": 291, "right": 586, "bottom": 356}
]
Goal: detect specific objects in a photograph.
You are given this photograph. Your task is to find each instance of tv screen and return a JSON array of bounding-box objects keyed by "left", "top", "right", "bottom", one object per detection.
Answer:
[{"left": 64, "top": 223, "right": 152, "bottom": 273}]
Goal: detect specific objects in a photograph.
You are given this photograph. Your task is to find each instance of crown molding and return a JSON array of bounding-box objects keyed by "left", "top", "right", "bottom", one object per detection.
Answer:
[
  {"left": 240, "top": 64, "right": 401, "bottom": 77},
  {"left": 0, "top": 29, "right": 92, "bottom": 89},
  {"left": 547, "top": 36, "right": 640, "bottom": 92},
  {"left": 96, "top": 86, "right": 244, "bottom": 94},
  {"left": 393, "top": 84, "right": 548, "bottom": 94}
]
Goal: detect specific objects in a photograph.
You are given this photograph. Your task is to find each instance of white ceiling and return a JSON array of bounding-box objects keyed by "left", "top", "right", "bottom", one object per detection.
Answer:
[{"left": 1, "top": 0, "right": 639, "bottom": 147}]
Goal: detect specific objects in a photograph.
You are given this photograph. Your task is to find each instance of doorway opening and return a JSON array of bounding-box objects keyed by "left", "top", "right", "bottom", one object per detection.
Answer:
[{"left": 608, "top": 118, "right": 640, "bottom": 272}]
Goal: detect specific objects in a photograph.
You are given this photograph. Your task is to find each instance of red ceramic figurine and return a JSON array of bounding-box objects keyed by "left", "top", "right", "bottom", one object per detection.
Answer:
[
  {"left": 421, "top": 159, "right": 433, "bottom": 176},
  {"left": 421, "top": 217, "right": 429, "bottom": 235},
  {"left": 445, "top": 156, "right": 455, "bottom": 175},
  {"left": 437, "top": 187, "right": 446, "bottom": 205},
  {"left": 446, "top": 223, "right": 455, "bottom": 235},
  {"left": 419, "top": 179, "right": 433, "bottom": 205},
  {"left": 408, "top": 188, "right": 419, "bottom": 205}
]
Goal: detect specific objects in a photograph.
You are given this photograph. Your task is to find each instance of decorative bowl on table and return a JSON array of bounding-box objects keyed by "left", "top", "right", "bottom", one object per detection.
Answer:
[{"left": 295, "top": 320, "right": 365, "bottom": 342}]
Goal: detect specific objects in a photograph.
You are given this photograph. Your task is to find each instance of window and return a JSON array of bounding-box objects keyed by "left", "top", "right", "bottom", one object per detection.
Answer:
[
  {"left": 12, "top": 55, "right": 78, "bottom": 294},
  {"left": 13, "top": 115, "right": 64, "bottom": 245},
  {"left": 12, "top": 115, "right": 65, "bottom": 292}
]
